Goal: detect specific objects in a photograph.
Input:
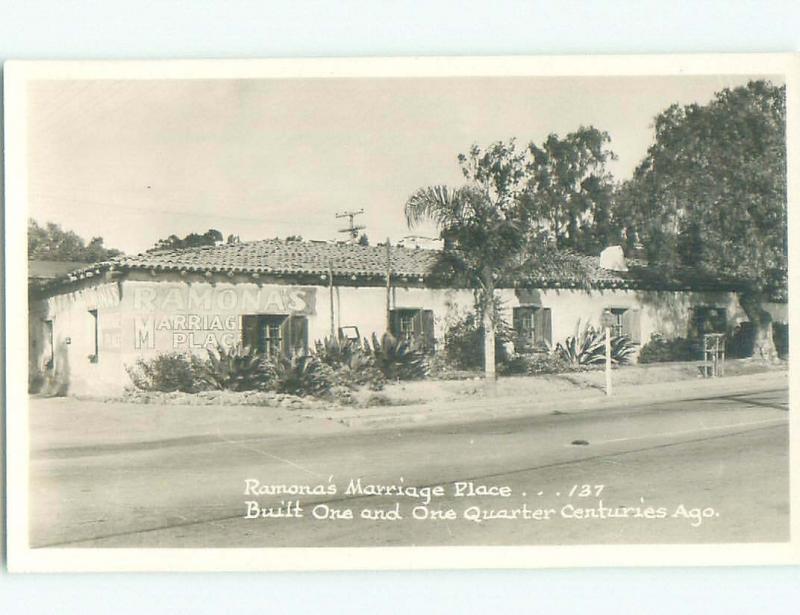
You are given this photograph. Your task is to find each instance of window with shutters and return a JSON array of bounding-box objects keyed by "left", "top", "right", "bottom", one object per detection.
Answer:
[
  {"left": 513, "top": 306, "right": 552, "bottom": 352},
  {"left": 241, "top": 314, "right": 308, "bottom": 357},
  {"left": 602, "top": 307, "right": 641, "bottom": 343},
  {"left": 389, "top": 308, "right": 435, "bottom": 350},
  {"left": 513, "top": 306, "right": 537, "bottom": 347}
]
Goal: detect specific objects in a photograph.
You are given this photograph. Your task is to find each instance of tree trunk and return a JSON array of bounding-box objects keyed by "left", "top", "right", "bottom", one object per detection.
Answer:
[
  {"left": 739, "top": 291, "right": 777, "bottom": 361},
  {"left": 482, "top": 267, "right": 497, "bottom": 379}
]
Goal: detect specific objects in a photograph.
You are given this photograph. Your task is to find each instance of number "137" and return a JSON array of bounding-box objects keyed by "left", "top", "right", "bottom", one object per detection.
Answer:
[{"left": 568, "top": 484, "right": 604, "bottom": 497}]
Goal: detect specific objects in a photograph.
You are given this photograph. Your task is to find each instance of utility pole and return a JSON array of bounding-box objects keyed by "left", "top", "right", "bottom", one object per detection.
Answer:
[{"left": 335, "top": 209, "right": 366, "bottom": 242}]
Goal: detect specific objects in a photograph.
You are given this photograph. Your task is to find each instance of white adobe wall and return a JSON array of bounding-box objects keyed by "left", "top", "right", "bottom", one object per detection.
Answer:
[
  {"left": 30, "top": 276, "right": 747, "bottom": 397},
  {"left": 530, "top": 288, "right": 747, "bottom": 345},
  {"left": 331, "top": 285, "right": 747, "bottom": 347},
  {"left": 29, "top": 282, "right": 123, "bottom": 397}
]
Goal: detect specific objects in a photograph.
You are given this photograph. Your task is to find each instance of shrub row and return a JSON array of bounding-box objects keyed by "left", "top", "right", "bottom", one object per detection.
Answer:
[{"left": 126, "top": 332, "right": 429, "bottom": 399}]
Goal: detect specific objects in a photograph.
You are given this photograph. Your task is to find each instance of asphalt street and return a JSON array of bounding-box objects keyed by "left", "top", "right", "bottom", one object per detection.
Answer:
[{"left": 29, "top": 387, "right": 789, "bottom": 547}]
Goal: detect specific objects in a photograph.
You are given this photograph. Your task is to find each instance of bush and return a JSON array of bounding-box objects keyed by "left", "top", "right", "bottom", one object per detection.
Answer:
[
  {"left": 127, "top": 346, "right": 336, "bottom": 398},
  {"left": 126, "top": 352, "right": 208, "bottom": 393},
  {"left": 363, "top": 332, "right": 429, "bottom": 381},
  {"left": 271, "top": 354, "right": 336, "bottom": 398},
  {"left": 499, "top": 351, "right": 574, "bottom": 376},
  {"left": 555, "top": 325, "right": 637, "bottom": 367},
  {"left": 200, "top": 344, "right": 276, "bottom": 391},
  {"left": 427, "top": 353, "right": 481, "bottom": 380},
  {"left": 314, "top": 336, "right": 361, "bottom": 367},
  {"left": 638, "top": 334, "right": 698, "bottom": 363},
  {"left": 313, "top": 336, "right": 386, "bottom": 390},
  {"left": 334, "top": 364, "right": 387, "bottom": 391},
  {"left": 442, "top": 311, "right": 512, "bottom": 370}
]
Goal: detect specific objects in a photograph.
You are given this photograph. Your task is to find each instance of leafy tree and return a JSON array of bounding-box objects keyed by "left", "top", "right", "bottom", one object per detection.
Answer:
[
  {"left": 525, "top": 127, "right": 619, "bottom": 254},
  {"left": 619, "top": 80, "right": 786, "bottom": 358},
  {"left": 357, "top": 233, "right": 370, "bottom": 246},
  {"left": 150, "top": 229, "right": 224, "bottom": 252},
  {"left": 28, "top": 219, "right": 122, "bottom": 262},
  {"left": 405, "top": 140, "right": 531, "bottom": 378}
]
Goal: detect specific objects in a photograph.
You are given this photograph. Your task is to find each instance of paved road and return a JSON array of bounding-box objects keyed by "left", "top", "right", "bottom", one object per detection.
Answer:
[{"left": 30, "top": 388, "right": 789, "bottom": 547}]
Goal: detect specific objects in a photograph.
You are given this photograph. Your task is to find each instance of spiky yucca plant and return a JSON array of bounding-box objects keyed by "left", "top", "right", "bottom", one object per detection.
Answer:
[
  {"left": 271, "top": 354, "right": 335, "bottom": 397},
  {"left": 363, "top": 332, "right": 429, "bottom": 381},
  {"left": 555, "top": 323, "right": 636, "bottom": 366},
  {"left": 200, "top": 343, "right": 275, "bottom": 391}
]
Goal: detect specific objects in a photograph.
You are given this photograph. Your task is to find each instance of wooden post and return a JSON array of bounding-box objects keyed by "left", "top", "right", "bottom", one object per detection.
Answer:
[
  {"left": 385, "top": 238, "right": 392, "bottom": 332},
  {"left": 328, "top": 260, "right": 335, "bottom": 339},
  {"left": 605, "top": 326, "right": 612, "bottom": 396}
]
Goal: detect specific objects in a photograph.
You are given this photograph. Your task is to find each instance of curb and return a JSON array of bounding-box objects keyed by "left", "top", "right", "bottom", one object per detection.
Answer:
[{"left": 318, "top": 370, "right": 788, "bottom": 431}]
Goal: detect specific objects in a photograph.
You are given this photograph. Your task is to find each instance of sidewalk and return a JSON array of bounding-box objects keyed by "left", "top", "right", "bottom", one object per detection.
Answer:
[{"left": 301, "top": 369, "right": 788, "bottom": 430}]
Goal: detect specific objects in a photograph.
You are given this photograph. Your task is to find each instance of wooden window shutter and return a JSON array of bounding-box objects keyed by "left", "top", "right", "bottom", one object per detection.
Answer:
[
  {"left": 412, "top": 309, "right": 423, "bottom": 337},
  {"left": 512, "top": 307, "right": 522, "bottom": 334},
  {"left": 623, "top": 309, "right": 641, "bottom": 343},
  {"left": 241, "top": 315, "right": 259, "bottom": 351},
  {"left": 541, "top": 307, "right": 552, "bottom": 346},
  {"left": 421, "top": 309, "right": 435, "bottom": 350},
  {"left": 287, "top": 315, "right": 308, "bottom": 356},
  {"left": 534, "top": 308, "right": 552, "bottom": 347}
]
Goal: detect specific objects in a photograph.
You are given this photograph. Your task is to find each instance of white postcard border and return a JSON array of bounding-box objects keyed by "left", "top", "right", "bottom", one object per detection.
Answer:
[{"left": 5, "top": 53, "right": 800, "bottom": 572}]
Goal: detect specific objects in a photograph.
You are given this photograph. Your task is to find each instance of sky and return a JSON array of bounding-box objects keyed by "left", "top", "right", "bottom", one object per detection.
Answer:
[{"left": 27, "top": 74, "right": 778, "bottom": 255}]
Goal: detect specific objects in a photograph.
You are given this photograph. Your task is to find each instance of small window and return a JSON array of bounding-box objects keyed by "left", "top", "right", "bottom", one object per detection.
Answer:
[
  {"left": 608, "top": 308, "right": 626, "bottom": 338},
  {"left": 690, "top": 306, "right": 727, "bottom": 338},
  {"left": 44, "top": 319, "right": 54, "bottom": 370},
  {"left": 513, "top": 306, "right": 552, "bottom": 351},
  {"left": 602, "top": 307, "right": 641, "bottom": 343},
  {"left": 399, "top": 311, "right": 416, "bottom": 337},
  {"left": 241, "top": 314, "right": 308, "bottom": 357},
  {"left": 513, "top": 306, "right": 537, "bottom": 347},
  {"left": 389, "top": 308, "right": 435, "bottom": 350},
  {"left": 89, "top": 309, "right": 99, "bottom": 363}
]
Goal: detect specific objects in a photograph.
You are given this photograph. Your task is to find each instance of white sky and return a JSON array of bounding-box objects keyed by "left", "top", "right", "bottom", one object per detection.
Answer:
[{"left": 27, "top": 74, "right": 777, "bottom": 254}]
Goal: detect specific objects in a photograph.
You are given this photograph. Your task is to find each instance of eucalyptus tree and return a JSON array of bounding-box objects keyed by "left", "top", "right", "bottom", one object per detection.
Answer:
[
  {"left": 525, "top": 126, "right": 619, "bottom": 255},
  {"left": 620, "top": 80, "right": 786, "bottom": 358}
]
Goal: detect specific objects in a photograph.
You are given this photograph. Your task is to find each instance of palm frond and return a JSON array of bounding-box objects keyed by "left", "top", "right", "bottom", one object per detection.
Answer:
[{"left": 404, "top": 185, "right": 462, "bottom": 229}]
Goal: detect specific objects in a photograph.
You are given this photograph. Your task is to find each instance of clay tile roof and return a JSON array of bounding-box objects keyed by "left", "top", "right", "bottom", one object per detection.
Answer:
[
  {"left": 109, "top": 239, "right": 442, "bottom": 278},
  {"left": 47, "top": 239, "right": 743, "bottom": 292}
]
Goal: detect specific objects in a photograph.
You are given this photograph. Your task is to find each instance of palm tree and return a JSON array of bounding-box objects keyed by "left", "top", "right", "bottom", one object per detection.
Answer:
[{"left": 405, "top": 178, "right": 528, "bottom": 378}]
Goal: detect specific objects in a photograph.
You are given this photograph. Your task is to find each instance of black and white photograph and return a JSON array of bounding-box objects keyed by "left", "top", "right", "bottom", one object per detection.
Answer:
[{"left": 4, "top": 55, "right": 798, "bottom": 571}]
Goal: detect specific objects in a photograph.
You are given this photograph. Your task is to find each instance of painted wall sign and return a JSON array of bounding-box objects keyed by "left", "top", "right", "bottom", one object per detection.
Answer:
[
  {"left": 133, "top": 315, "right": 240, "bottom": 350},
  {"left": 131, "top": 284, "right": 316, "bottom": 316},
  {"left": 129, "top": 283, "right": 317, "bottom": 350}
]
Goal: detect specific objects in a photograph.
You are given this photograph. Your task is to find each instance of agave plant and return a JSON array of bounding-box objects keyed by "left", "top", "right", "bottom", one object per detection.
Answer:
[
  {"left": 608, "top": 334, "right": 638, "bottom": 364},
  {"left": 555, "top": 322, "right": 637, "bottom": 366},
  {"left": 199, "top": 343, "right": 275, "bottom": 391},
  {"left": 271, "top": 354, "right": 335, "bottom": 397},
  {"left": 363, "top": 332, "right": 428, "bottom": 381},
  {"left": 314, "top": 336, "right": 365, "bottom": 369}
]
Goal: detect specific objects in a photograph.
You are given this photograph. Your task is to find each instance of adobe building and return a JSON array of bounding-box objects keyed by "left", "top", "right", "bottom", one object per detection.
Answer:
[{"left": 28, "top": 239, "right": 766, "bottom": 396}]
